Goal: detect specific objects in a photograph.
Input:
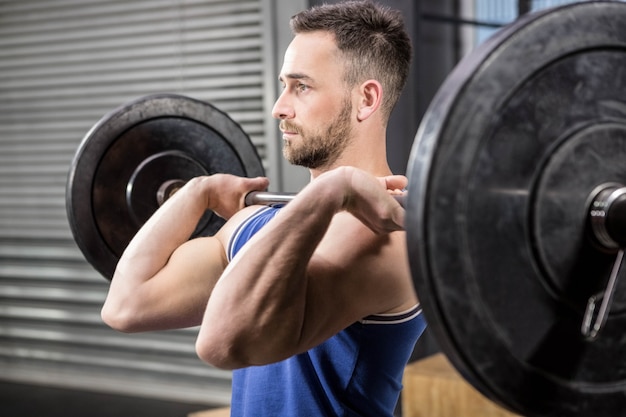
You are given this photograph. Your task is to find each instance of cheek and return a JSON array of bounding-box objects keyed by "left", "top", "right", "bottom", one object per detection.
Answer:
[{"left": 305, "top": 102, "right": 342, "bottom": 127}]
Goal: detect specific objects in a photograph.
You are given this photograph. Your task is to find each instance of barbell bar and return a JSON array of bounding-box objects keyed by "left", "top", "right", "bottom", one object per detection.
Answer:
[
  {"left": 65, "top": 2, "right": 626, "bottom": 416},
  {"left": 154, "top": 178, "right": 407, "bottom": 208}
]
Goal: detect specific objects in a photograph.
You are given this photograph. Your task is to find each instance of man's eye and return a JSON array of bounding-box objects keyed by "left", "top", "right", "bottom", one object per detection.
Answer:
[{"left": 297, "top": 83, "right": 309, "bottom": 92}]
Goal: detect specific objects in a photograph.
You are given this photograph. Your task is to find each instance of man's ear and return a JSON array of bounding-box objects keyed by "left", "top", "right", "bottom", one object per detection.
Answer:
[{"left": 356, "top": 79, "right": 383, "bottom": 122}]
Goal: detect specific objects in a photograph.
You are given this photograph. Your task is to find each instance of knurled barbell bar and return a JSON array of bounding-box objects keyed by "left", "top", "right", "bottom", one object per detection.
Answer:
[{"left": 66, "top": 2, "right": 626, "bottom": 416}]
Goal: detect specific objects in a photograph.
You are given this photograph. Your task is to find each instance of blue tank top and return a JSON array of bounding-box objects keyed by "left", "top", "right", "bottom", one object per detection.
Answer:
[{"left": 226, "top": 206, "right": 427, "bottom": 417}]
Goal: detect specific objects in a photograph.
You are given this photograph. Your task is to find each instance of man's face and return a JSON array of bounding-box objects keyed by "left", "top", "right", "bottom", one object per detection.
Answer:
[{"left": 273, "top": 32, "right": 355, "bottom": 169}]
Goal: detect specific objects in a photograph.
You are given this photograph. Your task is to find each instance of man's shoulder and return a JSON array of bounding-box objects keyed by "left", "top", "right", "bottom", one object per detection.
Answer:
[
  {"left": 217, "top": 205, "right": 283, "bottom": 261},
  {"left": 318, "top": 212, "right": 409, "bottom": 280}
]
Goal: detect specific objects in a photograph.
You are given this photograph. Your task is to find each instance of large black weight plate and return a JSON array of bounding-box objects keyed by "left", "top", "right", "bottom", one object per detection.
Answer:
[
  {"left": 406, "top": 2, "right": 626, "bottom": 416},
  {"left": 67, "top": 94, "right": 264, "bottom": 280}
]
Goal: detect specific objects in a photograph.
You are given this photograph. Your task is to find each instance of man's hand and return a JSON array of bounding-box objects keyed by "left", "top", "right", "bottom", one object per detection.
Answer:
[
  {"left": 306, "top": 166, "right": 407, "bottom": 234},
  {"left": 187, "top": 174, "right": 269, "bottom": 220}
]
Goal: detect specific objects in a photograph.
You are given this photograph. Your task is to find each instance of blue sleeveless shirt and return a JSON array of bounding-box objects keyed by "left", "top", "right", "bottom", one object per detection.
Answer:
[{"left": 226, "top": 206, "right": 427, "bottom": 417}]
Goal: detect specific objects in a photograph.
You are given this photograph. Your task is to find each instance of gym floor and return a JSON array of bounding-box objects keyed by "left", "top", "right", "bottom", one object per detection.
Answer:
[{"left": 0, "top": 381, "right": 216, "bottom": 417}]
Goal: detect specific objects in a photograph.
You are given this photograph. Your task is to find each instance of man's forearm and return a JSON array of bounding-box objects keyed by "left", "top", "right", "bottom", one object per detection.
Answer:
[
  {"left": 112, "top": 177, "right": 210, "bottom": 284},
  {"left": 101, "top": 174, "right": 270, "bottom": 332},
  {"left": 196, "top": 176, "right": 341, "bottom": 367},
  {"left": 99, "top": 177, "right": 217, "bottom": 332}
]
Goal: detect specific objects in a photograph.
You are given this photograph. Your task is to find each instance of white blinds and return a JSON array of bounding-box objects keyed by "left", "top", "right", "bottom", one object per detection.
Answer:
[{"left": 0, "top": 0, "right": 271, "bottom": 405}]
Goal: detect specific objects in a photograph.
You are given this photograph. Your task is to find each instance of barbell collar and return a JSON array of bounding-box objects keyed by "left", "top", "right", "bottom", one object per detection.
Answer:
[
  {"left": 156, "top": 179, "right": 186, "bottom": 206},
  {"left": 589, "top": 184, "right": 626, "bottom": 250}
]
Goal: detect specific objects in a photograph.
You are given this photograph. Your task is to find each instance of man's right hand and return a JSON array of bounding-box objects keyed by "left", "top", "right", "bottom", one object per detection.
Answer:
[{"left": 186, "top": 174, "right": 270, "bottom": 220}]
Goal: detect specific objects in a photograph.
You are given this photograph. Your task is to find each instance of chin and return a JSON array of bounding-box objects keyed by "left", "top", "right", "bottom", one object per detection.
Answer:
[{"left": 282, "top": 144, "right": 296, "bottom": 162}]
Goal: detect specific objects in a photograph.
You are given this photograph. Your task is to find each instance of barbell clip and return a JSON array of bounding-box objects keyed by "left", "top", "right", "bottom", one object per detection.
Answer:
[{"left": 582, "top": 249, "right": 624, "bottom": 341}]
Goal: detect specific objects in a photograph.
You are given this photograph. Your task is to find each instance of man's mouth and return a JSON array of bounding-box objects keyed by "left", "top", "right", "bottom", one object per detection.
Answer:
[{"left": 279, "top": 121, "right": 300, "bottom": 136}]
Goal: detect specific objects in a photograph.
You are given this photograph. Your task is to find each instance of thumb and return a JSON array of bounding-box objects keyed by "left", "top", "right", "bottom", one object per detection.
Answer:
[{"left": 247, "top": 176, "right": 270, "bottom": 191}]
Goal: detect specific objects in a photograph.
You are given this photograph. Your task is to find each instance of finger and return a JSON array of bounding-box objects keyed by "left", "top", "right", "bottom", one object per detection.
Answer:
[
  {"left": 381, "top": 175, "right": 408, "bottom": 191},
  {"left": 390, "top": 203, "right": 405, "bottom": 230}
]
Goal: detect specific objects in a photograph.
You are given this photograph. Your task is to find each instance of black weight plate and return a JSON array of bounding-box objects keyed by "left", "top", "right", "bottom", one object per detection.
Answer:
[
  {"left": 67, "top": 94, "right": 264, "bottom": 280},
  {"left": 406, "top": 2, "right": 626, "bottom": 416}
]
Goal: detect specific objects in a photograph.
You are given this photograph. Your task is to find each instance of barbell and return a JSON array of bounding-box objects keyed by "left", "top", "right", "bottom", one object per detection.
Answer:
[{"left": 66, "top": 2, "right": 626, "bottom": 416}]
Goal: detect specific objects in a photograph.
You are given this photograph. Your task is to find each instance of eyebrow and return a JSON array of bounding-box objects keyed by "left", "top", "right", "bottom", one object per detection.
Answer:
[{"left": 279, "top": 73, "right": 314, "bottom": 83}]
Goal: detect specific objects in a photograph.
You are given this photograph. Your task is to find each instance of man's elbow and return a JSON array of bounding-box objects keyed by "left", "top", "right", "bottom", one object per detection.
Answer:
[
  {"left": 195, "top": 324, "right": 264, "bottom": 370},
  {"left": 195, "top": 325, "right": 295, "bottom": 370},
  {"left": 196, "top": 335, "right": 246, "bottom": 370},
  {"left": 100, "top": 299, "right": 144, "bottom": 333}
]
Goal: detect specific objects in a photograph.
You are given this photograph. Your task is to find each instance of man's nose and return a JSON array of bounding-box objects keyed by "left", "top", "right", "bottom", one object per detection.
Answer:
[{"left": 271, "top": 91, "right": 294, "bottom": 120}]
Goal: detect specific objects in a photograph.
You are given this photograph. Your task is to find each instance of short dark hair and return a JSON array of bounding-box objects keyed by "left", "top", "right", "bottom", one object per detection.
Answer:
[{"left": 290, "top": 1, "right": 412, "bottom": 120}]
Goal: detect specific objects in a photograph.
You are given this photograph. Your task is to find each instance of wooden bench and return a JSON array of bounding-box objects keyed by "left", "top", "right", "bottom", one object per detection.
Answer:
[
  {"left": 402, "top": 353, "right": 520, "bottom": 417},
  {"left": 188, "top": 407, "right": 230, "bottom": 417}
]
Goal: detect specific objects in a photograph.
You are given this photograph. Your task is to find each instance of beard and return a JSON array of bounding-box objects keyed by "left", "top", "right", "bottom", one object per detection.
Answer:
[{"left": 280, "top": 98, "right": 353, "bottom": 169}]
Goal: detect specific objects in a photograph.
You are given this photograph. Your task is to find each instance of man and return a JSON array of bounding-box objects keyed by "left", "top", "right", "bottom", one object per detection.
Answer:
[{"left": 101, "top": 1, "right": 426, "bottom": 416}]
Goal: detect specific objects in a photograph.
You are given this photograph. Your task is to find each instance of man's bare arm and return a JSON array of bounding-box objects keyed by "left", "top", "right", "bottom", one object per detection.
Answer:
[
  {"left": 196, "top": 167, "right": 414, "bottom": 368},
  {"left": 101, "top": 174, "right": 269, "bottom": 332}
]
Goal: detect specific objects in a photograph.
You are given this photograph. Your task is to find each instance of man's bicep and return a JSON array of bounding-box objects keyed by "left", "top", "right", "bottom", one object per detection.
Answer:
[
  {"left": 157, "top": 236, "right": 228, "bottom": 303},
  {"left": 124, "top": 237, "right": 229, "bottom": 331}
]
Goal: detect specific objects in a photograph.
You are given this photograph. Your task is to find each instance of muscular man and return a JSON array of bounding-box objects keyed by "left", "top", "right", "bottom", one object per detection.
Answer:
[{"left": 102, "top": 1, "right": 426, "bottom": 416}]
